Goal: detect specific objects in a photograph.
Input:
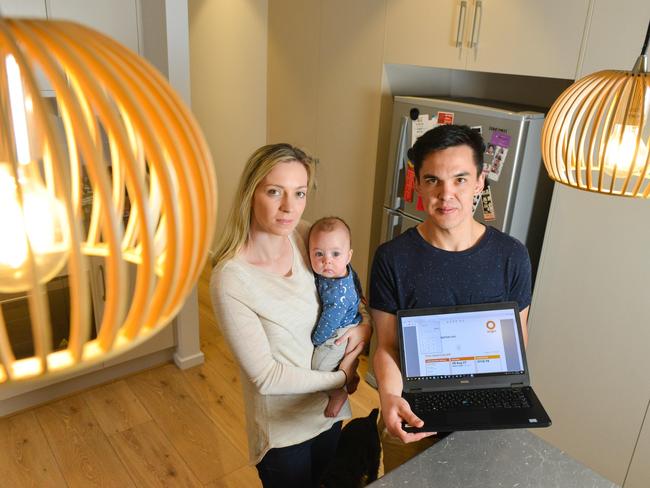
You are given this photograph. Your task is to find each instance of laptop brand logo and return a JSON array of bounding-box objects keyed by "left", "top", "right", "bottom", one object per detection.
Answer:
[{"left": 460, "top": 380, "right": 470, "bottom": 384}]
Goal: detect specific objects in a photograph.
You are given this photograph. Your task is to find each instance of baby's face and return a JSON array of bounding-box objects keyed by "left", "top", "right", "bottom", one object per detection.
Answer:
[{"left": 309, "top": 228, "right": 352, "bottom": 278}]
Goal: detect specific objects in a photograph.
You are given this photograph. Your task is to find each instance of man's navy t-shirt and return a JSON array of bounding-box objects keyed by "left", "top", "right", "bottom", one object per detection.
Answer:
[{"left": 369, "top": 226, "right": 531, "bottom": 314}]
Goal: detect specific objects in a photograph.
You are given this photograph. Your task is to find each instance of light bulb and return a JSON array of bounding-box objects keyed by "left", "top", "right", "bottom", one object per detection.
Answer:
[
  {"left": 603, "top": 124, "right": 649, "bottom": 177},
  {"left": 0, "top": 54, "right": 69, "bottom": 293},
  {"left": 0, "top": 165, "right": 69, "bottom": 293}
]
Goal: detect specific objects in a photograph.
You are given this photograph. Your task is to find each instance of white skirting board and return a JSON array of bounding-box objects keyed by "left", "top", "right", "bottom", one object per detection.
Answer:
[{"left": 0, "top": 348, "right": 174, "bottom": 417}]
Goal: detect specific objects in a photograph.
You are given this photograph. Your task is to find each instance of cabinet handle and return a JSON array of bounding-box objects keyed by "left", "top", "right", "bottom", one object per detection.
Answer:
[
  {"left": 99, "top": 264, "right": 106, "bottom": 302},
  {"left": 456, "top": 0, "right": 468, "bottom": 48},
  {"left": 469, "top": 0, "right": 483, "bottom": 48}
]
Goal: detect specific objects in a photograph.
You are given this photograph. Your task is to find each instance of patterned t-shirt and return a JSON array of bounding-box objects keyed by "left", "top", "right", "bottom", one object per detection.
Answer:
[{"left": 312, "top": 265, "right": 363, "bottom": 346}]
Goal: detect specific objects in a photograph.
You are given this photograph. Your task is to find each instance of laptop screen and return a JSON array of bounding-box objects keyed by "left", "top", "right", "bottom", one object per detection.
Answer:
[{"left": 399, "top": 305, "right": 525, "bottom": 380}]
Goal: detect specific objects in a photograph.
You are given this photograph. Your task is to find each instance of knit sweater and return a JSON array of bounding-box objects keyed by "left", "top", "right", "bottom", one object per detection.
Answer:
[{"left": 210, "top": 221, "right": 351, "bottom": 464}]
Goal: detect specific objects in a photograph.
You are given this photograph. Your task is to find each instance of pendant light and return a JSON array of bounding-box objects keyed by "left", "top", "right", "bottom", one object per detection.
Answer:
[
  {"left": 542, "top": 21, "right": 650, "bottom": 197},
  {"left": 0, "top": 18, "right": 217, "bottom": 383}
]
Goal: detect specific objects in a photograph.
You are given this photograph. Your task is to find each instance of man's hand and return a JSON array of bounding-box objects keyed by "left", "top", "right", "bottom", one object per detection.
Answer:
[{"left": 380, "top": 393, "right": 436, "bottom": 443}]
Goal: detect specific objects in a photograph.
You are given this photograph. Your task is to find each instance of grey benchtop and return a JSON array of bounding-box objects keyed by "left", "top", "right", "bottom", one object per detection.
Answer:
[{"left": 371, "top": 429, "right": 618, "bottom": 488}]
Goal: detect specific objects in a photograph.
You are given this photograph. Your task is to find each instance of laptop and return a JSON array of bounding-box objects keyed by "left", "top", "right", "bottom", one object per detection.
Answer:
[{"left": 397, "top": 301, "right": 551, "bottom": 433}]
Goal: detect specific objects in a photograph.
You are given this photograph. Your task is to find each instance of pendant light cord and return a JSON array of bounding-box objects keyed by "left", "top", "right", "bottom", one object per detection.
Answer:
[{"left": 641, "top": 19, "right": 650, "bottom": 56}]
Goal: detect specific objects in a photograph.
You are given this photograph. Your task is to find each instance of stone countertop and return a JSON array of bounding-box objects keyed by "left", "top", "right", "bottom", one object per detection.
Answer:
[{"left": 370, "top": 429, "right": 618, "bottom": 488}]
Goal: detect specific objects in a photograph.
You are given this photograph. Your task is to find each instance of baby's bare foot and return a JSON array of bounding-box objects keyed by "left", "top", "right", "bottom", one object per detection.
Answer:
[{"left": 324, "top": 388, "right": 348, "bottom": 417}]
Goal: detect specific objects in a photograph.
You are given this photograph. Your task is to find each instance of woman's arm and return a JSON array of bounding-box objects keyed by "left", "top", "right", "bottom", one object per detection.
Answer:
[
  {"left": 213, "top": 289, "right": 357, "bottom": 395},
  {"left": 335, "top": 300, "right": 372, "bottom": 354}
]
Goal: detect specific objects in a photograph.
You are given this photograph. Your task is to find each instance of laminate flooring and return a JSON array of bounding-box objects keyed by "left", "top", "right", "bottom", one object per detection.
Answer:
[{"left": 0, "top": 265, "right": 381, "bottom": 487}]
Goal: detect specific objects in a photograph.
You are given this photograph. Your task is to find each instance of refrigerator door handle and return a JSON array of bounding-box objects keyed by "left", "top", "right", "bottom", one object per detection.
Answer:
[
  {"left": 390, "top": 116, "right": 408, "bottom": 210},
  {"left": 387, "top": 212, "right": 401, "bottom": 241},
  {"left": 456, "top": 0, "right": 468, "bottom": 48},
  {"left": 469, "top": 0, "right": 483, "bottom": 49}
]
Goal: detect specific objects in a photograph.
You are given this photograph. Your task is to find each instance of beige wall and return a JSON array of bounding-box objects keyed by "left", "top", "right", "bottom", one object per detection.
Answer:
[
  {"left": 188, "top": 0, "right": 268, "bottom": 247},
  {"left": 268, "top": 0, "right": 387, "bottom": 287}
]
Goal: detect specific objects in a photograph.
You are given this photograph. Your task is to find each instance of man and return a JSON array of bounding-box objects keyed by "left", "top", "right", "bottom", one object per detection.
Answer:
[{"left": 369, "top": 124, "right": 532, "bottom": 471}]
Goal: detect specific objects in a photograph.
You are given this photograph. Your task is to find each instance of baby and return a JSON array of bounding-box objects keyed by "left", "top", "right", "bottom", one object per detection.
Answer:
[{"left": 309, "top": 216, "right": 364, "bottom": 417}]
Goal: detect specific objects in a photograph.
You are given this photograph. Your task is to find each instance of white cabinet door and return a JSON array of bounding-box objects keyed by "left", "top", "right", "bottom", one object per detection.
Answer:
[
  {"left": 385, "top": 0, "right": 589, "bottom": 79},
  {"left": 466, "top": 0, "right": 590, "bottom": 79},
  {"left": 384, "top": 0, "right": 467, "bottom": 70},
  {"left": 528, "top": 184, "right": 650, "bottom": 484},
  {"left": 47, "top": 0, "right": 140, "bottom": 54},
  {"left": 0, "top": 0, "right": 46, "bottom": 17},
  {"left": 578, "top": 0, "right": 650, "bottom": 77},
  {"left": 625, "top": 401, "right": 650, "bottom": 487}
]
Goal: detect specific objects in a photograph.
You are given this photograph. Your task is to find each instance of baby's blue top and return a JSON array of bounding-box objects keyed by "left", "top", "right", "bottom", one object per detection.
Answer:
[{"left": 311, "top": 265, "right": 363, "bottom": 346}]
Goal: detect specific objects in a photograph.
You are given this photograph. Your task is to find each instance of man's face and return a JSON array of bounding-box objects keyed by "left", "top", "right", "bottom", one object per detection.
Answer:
[{"left": 414, "top": 145, "right": 484, "bottom": 232}]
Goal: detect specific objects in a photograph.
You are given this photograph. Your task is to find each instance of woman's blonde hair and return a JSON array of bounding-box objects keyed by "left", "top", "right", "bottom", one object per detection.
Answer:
[{"left": 212, "top": 143, "right": 315, "bottom": 269}]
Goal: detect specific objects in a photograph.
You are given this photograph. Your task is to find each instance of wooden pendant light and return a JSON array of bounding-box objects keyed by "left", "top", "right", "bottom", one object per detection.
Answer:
[
  {"left": 542, "top": 24, "right": 650, "bottom": 198},
  {"left": 0, "top": 18, "right": 217, "bottom": 383}
]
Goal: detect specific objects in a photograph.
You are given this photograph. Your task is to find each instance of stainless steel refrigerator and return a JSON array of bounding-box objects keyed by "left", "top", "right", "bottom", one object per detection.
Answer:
[{"left": 381, "top": 96, "right": 553, "bottom": 281}]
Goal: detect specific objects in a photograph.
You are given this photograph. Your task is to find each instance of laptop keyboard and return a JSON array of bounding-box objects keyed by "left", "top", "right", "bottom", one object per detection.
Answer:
[{"left": 409, "top": 388, "right": 531, "bottom": 412}]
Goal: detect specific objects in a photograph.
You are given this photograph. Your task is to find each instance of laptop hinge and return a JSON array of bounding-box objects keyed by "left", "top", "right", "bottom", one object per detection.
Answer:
[{"left": 511, "top": 382, "right": 525, "bottom": 388}]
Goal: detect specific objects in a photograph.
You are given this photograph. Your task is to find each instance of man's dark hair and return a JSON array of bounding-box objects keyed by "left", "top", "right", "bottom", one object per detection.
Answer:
[{"left": 407, "top": 124, "right": 485, "bottom": 179}]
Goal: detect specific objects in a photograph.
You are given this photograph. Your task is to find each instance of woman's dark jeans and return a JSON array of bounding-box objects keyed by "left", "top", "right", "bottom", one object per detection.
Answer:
[{"left": 256, "top": 421, "right": 342, "bottom": 488}]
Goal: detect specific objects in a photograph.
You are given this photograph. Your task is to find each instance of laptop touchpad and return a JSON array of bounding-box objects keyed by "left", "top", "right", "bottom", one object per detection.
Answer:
[{"left": 447, "top": 411, "right": 491, "bottom": 424}]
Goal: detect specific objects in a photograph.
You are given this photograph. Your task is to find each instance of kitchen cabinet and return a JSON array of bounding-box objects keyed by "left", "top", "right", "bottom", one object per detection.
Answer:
[
  {"left": 384, "top": 0, "right": 590, "bottom": 79},
  {"left": 0, "top": 1, "right": 140, "bottom": 53},
  {"left": 0, "top": 0, "right": 46, "bottom": 16},
  {"left": 578, "top": 0, "right": 650, "bottom": 77},
  {"left": 0, "top": 1, "right": 141, "bottom": 94},
  {"left": 528, "top": 185, "right": 650, "bottom": 485},
  {"left": 384, "top": 0, "right": 466, "bottom": 70},
  {"left": 625, "top": 401, "right": 650, "bottom": 487},
  {"left": 47, "top": 0, "right": 140, "bottom": 55}
]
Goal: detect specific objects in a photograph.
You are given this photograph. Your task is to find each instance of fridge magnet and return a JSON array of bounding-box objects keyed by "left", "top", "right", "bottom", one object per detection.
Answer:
[
  {"left": 403, "top": 161, "right": 416, "bottom": 202},
  {"left": 471, "top": 125, "right": 482, "bottom": 134},
  {"left": 486, "top": 131, "right": 512, "bottom": 182},
  {"left": 472, "top": 192, "right": 482, "bottom": 215},
  {"left": 436, "top": 111, "right": 454, "bottom": 125},
  {"left": 487, "top": 146, "right": 509, "bottom": 182},
  {"left": 416, "top": 195, "right": 425, "bottom": 212},
  {"left": 490, "top": 131, "right": 511, "bottom": 149},
  {"left": 481, "top": 185, "right": 496, "bottom": 222},
  {"left": 412, "top": 114, "right": 435, "bottom": 145}
]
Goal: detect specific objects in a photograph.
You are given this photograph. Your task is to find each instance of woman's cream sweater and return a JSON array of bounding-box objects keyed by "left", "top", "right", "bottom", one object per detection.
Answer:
[{"left": 210, "top": 222, "right": 350, "bottom": 464}]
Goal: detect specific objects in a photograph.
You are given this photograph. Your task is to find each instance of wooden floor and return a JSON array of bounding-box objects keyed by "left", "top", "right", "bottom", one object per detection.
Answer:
[{"left": 0, "top": 265, "right": 381, "bottom": 487}]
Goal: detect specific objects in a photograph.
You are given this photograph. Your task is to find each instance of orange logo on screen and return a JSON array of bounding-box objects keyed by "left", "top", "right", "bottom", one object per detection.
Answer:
[{"left": 486, "top": 320, "right": 496, "bottom": 331}]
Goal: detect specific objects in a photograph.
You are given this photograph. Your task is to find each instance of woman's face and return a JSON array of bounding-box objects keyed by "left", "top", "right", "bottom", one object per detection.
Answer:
[{"left": 251, "top": 161, "right": 309, "bottom": 236}]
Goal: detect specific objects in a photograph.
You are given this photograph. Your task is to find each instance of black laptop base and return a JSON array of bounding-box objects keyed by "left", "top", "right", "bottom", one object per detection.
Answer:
[{"left": 402, "top": 386, "right": 551, "bottom": 433}]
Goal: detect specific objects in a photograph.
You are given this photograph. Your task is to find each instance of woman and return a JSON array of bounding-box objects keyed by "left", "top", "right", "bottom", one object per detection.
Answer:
[{"left": 210, "top": 143, "right": 371, "bottom": 487}]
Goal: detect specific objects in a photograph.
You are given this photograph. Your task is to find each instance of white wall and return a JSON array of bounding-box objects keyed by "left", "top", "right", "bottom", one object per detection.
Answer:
[{"left": 188, "top": 0, "right": 268, "bottom": 247}]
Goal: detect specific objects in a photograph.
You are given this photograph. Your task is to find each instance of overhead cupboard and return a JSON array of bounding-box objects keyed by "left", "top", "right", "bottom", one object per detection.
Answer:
[
  {"left": 384, "top": 0, "right": 609, "bottom": 80},
  {"left": 0, "top": 0, "right": 141, "bottom": 95}
]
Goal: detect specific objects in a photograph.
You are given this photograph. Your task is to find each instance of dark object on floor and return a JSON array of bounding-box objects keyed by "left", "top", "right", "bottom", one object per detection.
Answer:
[{"left": 320, "top": 408, "right": 381, "bottom": 488}]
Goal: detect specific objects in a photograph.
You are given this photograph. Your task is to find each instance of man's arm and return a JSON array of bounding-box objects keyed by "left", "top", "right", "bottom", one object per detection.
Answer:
[
  {"left": 519, "top": 306, "right": 529, "bottom": 348},
  {"left": 372, "top": 308, "right": 435, "bottom": 443}
]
